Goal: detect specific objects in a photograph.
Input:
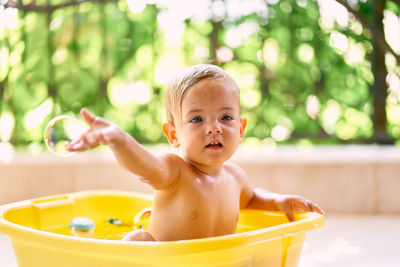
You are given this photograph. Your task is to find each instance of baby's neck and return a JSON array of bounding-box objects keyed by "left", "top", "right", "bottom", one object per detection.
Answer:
[{"left": 183, "top": 157, "right": 224, "bottom": 177}]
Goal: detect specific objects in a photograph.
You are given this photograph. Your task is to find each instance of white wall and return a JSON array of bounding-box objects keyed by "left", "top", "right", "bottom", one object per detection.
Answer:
[{"left": 1, "top": 145, "right": 399, "bottom": 214}]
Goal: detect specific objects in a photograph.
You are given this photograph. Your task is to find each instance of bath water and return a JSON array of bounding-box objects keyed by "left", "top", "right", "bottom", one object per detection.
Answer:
[{"left": 42, "top": 219, "right": 134, "bottom": 240}]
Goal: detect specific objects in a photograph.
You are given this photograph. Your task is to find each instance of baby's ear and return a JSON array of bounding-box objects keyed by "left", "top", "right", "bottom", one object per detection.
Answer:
[
  {"left": 162, "top": 122, "right": 180, "bottom": 148},
  {"left": 239, "top": 117, "right": 247, "bottom": 141}
]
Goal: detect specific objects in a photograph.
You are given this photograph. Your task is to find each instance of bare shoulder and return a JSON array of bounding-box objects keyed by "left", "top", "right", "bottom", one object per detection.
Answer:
[
  {"left": 153, "top": 152, "right": 186, "bottom": 190},
  {"left": 159, "top": 152, "right": 189, "bottom": 175},
  {"left": 223, "top": 162, "right": 248, "bottom": 184},
  {"left": 161, "top": 152, "right": 185, "bottom": 165}
]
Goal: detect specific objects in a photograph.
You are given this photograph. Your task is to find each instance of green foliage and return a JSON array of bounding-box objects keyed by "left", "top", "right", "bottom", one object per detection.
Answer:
[{"left": 0, "top": 0, "right": 399, "bottom": 148}]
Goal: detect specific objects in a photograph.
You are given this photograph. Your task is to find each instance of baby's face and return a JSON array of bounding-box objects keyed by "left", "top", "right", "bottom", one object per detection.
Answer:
[{"left": 176, "top": 78, "right": 245, "bottom": 167}]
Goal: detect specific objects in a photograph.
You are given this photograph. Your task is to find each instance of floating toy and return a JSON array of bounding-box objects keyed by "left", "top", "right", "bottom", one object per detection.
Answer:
[
  {"left": 69, "top": 217, "right": 95, "bottom": 236},
  {"left": 107, "top": 218, "right": 123, "bottom": 225},
  {"left": 133, "top": 207, "right": 152, "bottom": 230}
]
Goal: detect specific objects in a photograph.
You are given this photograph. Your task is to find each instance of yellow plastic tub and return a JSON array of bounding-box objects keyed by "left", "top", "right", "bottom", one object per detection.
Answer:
[{"left": 0, "top": 190, "right": 324, "bottom": 267}]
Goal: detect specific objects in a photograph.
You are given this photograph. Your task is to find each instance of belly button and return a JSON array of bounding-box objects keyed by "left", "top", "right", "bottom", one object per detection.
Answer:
[{"left": 190, "top": 211, "right": 199, "bottom": 220}]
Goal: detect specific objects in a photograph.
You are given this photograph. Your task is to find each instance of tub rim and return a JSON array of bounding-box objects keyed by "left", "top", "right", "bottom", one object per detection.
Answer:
[{"left": 0, "top": 190, "right": 324, "bottom": 257}]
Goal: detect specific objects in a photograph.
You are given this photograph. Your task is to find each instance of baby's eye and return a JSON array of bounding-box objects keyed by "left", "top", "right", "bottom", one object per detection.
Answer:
[
  {"left": 221, "top": 115, "right": 233, "bottom": 121},
  {"left": 190, "top": 116, "right": 203, "bottom": 123}
]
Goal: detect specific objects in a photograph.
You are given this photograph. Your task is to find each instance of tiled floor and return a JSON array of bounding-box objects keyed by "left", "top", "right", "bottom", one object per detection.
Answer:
[
  {"left": 0, "top": 233, "right": 16, "bottom": 267},
  {"left": 298, "top": 214, "right": 400, "bottom": 267},
  {"left": 1, "top": 214, "right": 399, "bottom": 266}
]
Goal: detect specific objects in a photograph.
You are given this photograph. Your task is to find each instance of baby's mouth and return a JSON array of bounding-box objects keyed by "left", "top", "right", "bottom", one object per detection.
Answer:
[{"left": 205, "top": 141, "right": 223, "bottom": 149}]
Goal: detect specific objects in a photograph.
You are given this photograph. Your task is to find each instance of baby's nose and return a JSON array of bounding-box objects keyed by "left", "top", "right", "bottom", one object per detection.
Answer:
[{"left": 207, "top": 121, "right": 222, "bottom": 134}]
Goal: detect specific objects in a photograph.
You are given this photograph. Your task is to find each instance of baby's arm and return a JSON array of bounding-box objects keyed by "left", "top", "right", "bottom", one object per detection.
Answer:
[
  {"left": 66, "top": 108, "right": 179, "bottom": 189},
  {"left": 236, "top": 166, "right": 324, "bottom": 222},
  {"left": 245, "top": 188, "right": 324, "bottom": 221}
]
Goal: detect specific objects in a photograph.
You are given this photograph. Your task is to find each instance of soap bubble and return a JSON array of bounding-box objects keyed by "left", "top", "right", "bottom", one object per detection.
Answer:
[{"left": 44, "top": 115, "right": 86, "bottom": 157}]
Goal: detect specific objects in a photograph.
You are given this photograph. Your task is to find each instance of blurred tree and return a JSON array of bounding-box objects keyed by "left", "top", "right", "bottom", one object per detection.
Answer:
[{"left": 1, "top": 0, "right": 399, "bottom": 149}]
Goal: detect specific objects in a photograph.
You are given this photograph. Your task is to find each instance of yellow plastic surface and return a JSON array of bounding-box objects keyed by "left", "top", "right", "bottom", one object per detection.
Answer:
[{"left": 0, "top": 190, "right": 324, "bottom": 267}]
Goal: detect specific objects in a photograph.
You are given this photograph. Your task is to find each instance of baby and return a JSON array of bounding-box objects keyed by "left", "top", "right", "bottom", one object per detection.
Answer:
[{"left": 66, "top": 64, "right": 324, "bottom": 242}]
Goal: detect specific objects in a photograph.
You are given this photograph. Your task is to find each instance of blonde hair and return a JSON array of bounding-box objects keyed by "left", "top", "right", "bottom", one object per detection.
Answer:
[{"left": 164, "top": 64, "right": 238, "bottom": 126}]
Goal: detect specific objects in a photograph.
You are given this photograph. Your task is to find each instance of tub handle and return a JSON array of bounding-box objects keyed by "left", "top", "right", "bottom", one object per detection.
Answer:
[{"left": 32, "top": 195, "right": 74, "bottom": 209}]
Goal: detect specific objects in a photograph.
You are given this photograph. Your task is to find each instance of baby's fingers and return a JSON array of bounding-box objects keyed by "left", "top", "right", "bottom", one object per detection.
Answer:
[
  {"left": 307, "top": 201, "right": 325, "bottom": 215},
  {"left": 66, "top": 132, "right": 100, "bottom": 151},
  {"left": 283, "top": 207, "right": 295, "bottom": 222},
  {"left": 287, "top": 198, "right": 309, "bottom": 221},
  {"left": 65, "top": 138, "right": 84, "bottom": 152},
  {"left": 80, "top": 108, "right": 97, "bottom": 125}
]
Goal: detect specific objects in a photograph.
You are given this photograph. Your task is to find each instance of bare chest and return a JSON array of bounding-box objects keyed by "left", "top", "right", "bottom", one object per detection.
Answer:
[{"left": 150, "top": 175, "right": 242, "bottom": 240}]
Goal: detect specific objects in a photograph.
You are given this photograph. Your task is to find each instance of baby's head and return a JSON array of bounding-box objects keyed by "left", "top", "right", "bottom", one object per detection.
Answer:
[
  {"left": 164, "top": 64, "right": 239, "bottom": 127},
  {"left": 163, "top": 64, "right": 246, "bottom": 167}
]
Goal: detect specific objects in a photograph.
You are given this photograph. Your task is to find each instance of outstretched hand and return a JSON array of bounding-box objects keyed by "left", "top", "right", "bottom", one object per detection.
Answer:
[
  {"left": 275, "top": 194, "right": 325, "bottom": 222},
  {"left": 65, "top": 108, "right": 125, "bottom": 152}
]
